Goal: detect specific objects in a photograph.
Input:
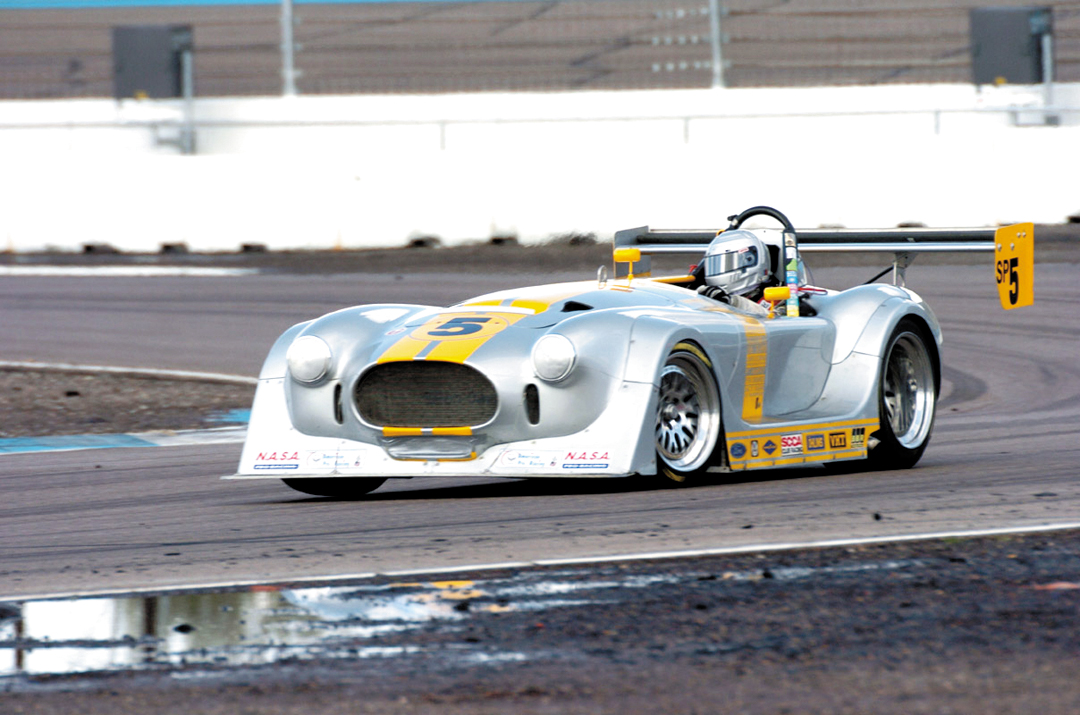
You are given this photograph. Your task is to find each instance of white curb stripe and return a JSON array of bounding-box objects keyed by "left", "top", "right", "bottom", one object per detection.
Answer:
[
  {"left": 0, "top": 360, "right": 257, "bottom": 384},
  {"left": 0, "top": 266, "right": 257, "bottom": 277}
]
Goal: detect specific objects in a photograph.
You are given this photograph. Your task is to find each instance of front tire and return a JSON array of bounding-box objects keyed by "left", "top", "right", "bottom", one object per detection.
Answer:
[
  {"left": 282, "top": 477, "right": 387, "bottom": 498},
  {"left": 868, "top": 319, "right": 938, "bottom": 470},
  {"left": 654, "top": 342, "right": 722, "bottom": 485}
]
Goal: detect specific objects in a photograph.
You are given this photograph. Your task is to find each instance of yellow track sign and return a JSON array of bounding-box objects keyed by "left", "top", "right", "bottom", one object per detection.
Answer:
[{"left": 994, "top": 223, "right": 1034, "bottom": 310}]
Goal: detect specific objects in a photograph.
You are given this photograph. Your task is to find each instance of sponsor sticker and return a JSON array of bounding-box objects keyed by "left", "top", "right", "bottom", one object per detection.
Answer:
[
  {"left": 254, "top": 449, "right": 301, "bottom": 470},
  {"left": 561, "top": 450, "right": 610, "bottom": 469},
  {"left": 497, "top": 450, "right": 557, "bottom": 469},
  {"left": 256, "top": 450, "right": 299, "bottom": 462},
  {"left": 751, "top": 440, "right": 759, "bottom": 458},
  {"left": 852, "top": 427, "right": 866, "bottom": 449},
  {"left": 565, "top": 450, "right": 609, "bottom": 461},
  {"left": 780, "top": 434, "right": 803, "bottom": 456},
  {"left": 806, "top": 434, "right": 826, "bottom": 452},
  {"left": 306, "top": 451, "right": 365, "bottom": 470},
  {"left": 763, "top": 439, "right": 777, "bottom": 456},
  {"left": 730, "top": 442, "right": 747, "bottom": 459},
  {"left": 828, "top": 432, "right": 848, "bottom": 449}
]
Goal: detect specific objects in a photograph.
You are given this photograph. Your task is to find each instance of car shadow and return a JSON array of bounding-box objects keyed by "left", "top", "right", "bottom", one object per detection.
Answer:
[{"left": 280, "top": 465, "right": 840, "bottom": 503}]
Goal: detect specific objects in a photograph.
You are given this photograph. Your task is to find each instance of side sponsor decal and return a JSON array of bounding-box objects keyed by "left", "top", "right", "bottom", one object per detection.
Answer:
[
  {"left": 252, "top": 449, "right": 366, "bottom": 472},
  {"left": 495, "top": 448, "right": 612, "bottom": 471},
  {"left": 562, "top": 450, "right": 610, "bottom": 470},
  {"left": 257, "top": 450, "right": 298, "bottom": 462},
  {"left": 724, "top": 419, "right": 878, "bottom": 469},
  {"left": 851, "top": 427, "right": 866, "bottom": 449},
  {"left": 306, "top": 450, "right": 365, "bottom": 470},
  {"left": 781, "top": 434, "right": 803, "bottom": 456},
  {"left": 254, "top": 450, "right": 300, "bottom": 469},
  {"left": 497, "top": 450, "right": 560, "bottom": 470}
]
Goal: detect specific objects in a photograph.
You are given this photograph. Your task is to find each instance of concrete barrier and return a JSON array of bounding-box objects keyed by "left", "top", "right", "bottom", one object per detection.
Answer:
[{"left": 1, "top": 83, "right": 1077, "bottom": 253}]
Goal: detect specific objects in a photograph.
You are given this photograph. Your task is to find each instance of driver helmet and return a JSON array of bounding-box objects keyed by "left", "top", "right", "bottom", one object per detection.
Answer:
[{"left": 703, "top": 229, "right": 771, "bottom": 296}]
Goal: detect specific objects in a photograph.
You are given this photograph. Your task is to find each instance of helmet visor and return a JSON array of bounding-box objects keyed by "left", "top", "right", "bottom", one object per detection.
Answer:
[{"left": 705, "top": 245, "right": 759, "bottom": 278}]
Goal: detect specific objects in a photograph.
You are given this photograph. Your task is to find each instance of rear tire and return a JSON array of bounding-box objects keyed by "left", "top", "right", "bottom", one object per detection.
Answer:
[
  {"left": 867, "top": 319, "right": 938, "bottom": 470},
  {"left": 654, "top": 342, "right": 722, "bottom": 485},
  {"left": 282, "top": 477, "right": 387, "bottom": 498}
]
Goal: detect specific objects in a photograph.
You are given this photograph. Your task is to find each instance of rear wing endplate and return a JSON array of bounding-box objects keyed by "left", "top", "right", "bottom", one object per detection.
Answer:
[{"left": 613, "top": 223, "right": 1034, "bottom": 310}]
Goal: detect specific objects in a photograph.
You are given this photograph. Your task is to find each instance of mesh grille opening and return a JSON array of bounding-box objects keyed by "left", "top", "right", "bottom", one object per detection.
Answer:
[{"left": 355, "top": 361, "right": 497, "bottom": 428}]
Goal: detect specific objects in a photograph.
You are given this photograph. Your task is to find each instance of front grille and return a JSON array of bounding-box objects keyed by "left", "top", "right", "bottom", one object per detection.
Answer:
[{"left": 355, "top": 361, "right": 498, "bottom": 427}]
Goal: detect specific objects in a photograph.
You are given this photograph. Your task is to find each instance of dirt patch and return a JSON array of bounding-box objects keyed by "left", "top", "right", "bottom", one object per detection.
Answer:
[{"left": 0, "top": 369, "right": 254, "bottom": 438}]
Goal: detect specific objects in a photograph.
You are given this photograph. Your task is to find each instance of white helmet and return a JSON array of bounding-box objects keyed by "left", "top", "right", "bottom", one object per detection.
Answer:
[{"left": 703, "top": 229, "right": 771, "bottom": 296}]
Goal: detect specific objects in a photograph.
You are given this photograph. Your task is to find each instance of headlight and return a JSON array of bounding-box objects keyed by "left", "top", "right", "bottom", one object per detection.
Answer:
[
  {"left": 532, "top": 334, "right": 576, "bottom": 382},
  {"left": 286, "top": 335, "right": 333, "bottom": 384}
]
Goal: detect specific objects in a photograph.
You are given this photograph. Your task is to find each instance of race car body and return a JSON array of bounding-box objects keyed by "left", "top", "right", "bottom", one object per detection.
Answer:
[{"left": 226, "top": 206, "right": 1033, "bottom": 496}]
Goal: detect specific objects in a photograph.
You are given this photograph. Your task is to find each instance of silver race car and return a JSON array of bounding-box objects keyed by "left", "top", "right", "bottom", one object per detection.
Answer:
[{"left": 227, "top": 206, "right": 1033, "bottom": 496}]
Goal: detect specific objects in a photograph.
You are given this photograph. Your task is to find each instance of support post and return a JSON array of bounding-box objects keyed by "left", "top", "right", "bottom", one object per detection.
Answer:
[
  {"left": 708, "top": 0, "right": 725, "bottom": 88},
  {"left": 281, "top": 0, "right": 298, "bottom": 96}
]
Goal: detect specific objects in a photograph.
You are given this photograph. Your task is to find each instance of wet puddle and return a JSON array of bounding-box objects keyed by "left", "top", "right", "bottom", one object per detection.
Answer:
[
  {"left": 0, "top": 574, "right": 629, "bottom": 680},
  {"left": 0, "top": 559, "right": 923, "bottom": 681}
]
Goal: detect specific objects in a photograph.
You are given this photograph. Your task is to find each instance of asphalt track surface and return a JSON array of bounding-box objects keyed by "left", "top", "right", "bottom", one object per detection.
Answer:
[{"left": 1, "top": 256, "right": 1078, "bottom": 602}]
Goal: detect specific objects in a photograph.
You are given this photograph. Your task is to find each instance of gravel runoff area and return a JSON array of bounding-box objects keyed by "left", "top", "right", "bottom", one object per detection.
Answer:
[
  {"left": 3, "top": 530, "right": 1080, "bottom": 714},
  {"left": 0, "top": 369, "right": 254, "bottom": 439}
]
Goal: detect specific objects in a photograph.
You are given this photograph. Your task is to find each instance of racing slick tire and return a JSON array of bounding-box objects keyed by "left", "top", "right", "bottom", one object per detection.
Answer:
[
  {"left": 282, "top": 478, "right": 387, "bottom": 498},
  {"left": 867, "top": 318, "right": 938, "bottom": 470},
  {"left": 654, "top": 341, "right": 723, "bottom": 485}
]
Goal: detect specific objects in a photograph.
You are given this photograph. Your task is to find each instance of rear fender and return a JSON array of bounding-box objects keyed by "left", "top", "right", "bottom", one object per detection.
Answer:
[
  {"left": 814, "top": 285, "right": 942, "bottom": 364},
  {"left": 850, "top": 295, "right": 942, "bottom": 362}
]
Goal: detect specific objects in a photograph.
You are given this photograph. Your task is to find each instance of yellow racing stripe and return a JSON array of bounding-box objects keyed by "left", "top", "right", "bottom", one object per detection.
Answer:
[
  {"left": 377, "top": 288, "right": 591, "bottom": 366},
  {"left": 376, "top": 336, "right": 430, "bottom": 363},
  {"left": 740, "top": 316, "right": 767, "bottom": 423}
]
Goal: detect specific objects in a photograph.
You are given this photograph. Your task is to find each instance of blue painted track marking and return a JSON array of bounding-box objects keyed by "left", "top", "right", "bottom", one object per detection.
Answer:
[
  {"left": 3, "top": 0, "right": 481, "bottom": 9},
  {"left": 0, "top": 427, "right": 247, "bottom": 455},
  {"left": 208, "top": 408, "right": 252, "bottom": 425},
  {"left": 0, "top": 434, "right": 157, "bottom": 454}
]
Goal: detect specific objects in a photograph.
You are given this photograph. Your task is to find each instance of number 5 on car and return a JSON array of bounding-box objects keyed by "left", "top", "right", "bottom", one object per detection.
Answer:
[{"left": 995, "top": 223, "right": 1034, "bottom": 310}]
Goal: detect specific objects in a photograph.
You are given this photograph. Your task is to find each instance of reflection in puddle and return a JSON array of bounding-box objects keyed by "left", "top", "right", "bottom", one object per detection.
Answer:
[
  {"left": 0, "top": 559, "right": 924, "bottom": 680},
  {"left": 0, "top": 576, "right": 606, "bottom": 679},
  {"left": 0, "top": 582, "right": 480, "bottom": 679}
]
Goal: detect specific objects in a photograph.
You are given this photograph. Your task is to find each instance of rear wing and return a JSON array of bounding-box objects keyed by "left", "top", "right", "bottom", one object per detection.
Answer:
[{"left": 613, "top": 223, "right": 1034, "bottom": 310}]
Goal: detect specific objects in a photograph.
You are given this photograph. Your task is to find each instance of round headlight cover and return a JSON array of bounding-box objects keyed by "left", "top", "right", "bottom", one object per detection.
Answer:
[
  {"left": 286, "top": 335, "right": 333, "bottom": 384},
  {"left": 532, "top": 334, "right": 576, "bottom": 382}
]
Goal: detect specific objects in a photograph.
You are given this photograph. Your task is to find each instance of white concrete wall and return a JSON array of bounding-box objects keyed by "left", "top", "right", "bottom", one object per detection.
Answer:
[{"left": 1, "top": 82, "right": 1078, "bottom": 252}]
